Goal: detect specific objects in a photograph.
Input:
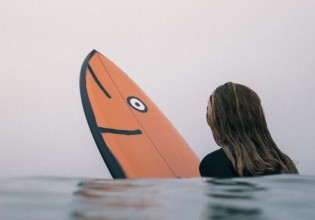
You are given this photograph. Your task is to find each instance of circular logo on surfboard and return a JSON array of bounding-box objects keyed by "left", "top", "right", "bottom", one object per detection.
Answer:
[{"left": 127, "top": 96, "right": 148, "bottom": 113}]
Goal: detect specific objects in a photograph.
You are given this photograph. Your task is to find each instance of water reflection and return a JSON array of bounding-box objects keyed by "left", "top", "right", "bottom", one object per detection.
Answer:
[
  {"left": 73, "top": 179, "right": 163, "bottom": 220},
  {"left": 73, "top": 178, "right": 269, "bottom": 220}
]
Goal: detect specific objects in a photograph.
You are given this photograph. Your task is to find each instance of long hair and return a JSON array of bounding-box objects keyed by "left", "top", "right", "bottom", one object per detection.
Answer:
[{"left": 207, "top": 82, "right": 298, "bottom": 176}]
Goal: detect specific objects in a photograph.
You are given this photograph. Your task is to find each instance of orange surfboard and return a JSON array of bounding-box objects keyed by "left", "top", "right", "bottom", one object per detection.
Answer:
[{"left": 80, "top": 50, "right": 200, "bottom": 178}]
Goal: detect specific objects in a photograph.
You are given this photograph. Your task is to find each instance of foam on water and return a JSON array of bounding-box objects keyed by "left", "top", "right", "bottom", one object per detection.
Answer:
[{"left": 1, "top": 175, "right": 315, "bottom": 220}]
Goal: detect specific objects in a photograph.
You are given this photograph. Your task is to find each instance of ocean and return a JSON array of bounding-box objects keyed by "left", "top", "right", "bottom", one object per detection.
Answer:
[{"left": 1, "top": 175, "right": 314, "bottom": 220}]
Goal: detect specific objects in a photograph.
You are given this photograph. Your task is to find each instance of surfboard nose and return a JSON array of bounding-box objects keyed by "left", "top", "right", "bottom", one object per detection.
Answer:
[{"left": 83, "top": 53, "right": 138, "bottom": 130}]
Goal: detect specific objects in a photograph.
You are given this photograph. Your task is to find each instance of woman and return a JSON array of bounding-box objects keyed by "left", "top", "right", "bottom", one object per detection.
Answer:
[{"left": 199, "top": 82, "right": 298, "bottom": 177}]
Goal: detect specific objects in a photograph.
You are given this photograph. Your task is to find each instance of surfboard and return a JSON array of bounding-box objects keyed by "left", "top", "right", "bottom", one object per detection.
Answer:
[{"left": 80, "top": 50, "right": 200, "bottom": 179}]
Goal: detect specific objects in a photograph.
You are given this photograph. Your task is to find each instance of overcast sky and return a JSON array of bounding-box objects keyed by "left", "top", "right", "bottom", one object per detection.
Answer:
[{"left": 1, "top": 1, "right": 314, "bottom": 178}]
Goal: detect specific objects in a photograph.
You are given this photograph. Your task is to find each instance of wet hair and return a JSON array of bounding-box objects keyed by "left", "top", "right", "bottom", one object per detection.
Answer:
[{"left": 206, "top": 82, "right": 298, "bottom": 176}]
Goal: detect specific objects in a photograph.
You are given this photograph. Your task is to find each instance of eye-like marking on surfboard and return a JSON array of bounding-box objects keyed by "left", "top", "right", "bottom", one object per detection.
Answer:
[
  {"left": 80, "top": 50, "right": 200, "bottom": 179},
  {"left": 127, "top": 96, "right": 148, "bottom": 113}
]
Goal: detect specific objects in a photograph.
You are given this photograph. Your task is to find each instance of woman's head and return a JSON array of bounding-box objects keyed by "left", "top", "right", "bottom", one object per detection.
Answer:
[
  {"left": 207, "top": 82, "right": 266, "bottom": 146},
  {"left": 206, "top": 82, "right": 298, "bottom": 175}
]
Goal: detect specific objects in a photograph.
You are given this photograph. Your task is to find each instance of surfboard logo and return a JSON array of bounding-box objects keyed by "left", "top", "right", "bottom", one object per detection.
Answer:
[{"left": 127, "top": 96, "right": 148, "bottom": 113}]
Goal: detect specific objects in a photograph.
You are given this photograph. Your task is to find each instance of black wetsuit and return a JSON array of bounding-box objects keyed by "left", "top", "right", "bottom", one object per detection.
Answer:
[
  {"left": 199, "top": 148, "right": 239, "bottom": 178},
  {"left": 200, "top": 148, "right": 281, "bottom": 178}
]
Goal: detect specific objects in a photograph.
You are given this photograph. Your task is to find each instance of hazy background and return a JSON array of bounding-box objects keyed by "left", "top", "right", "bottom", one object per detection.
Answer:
[{"left": 1, "top": 1, "right": 314, "bottom": 178}]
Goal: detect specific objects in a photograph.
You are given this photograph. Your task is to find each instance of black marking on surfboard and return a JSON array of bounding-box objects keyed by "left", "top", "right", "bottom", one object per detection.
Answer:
[
  {"left": 99, "top": 127, "right": 143, "bottom": 135},
  {"left": 80, "top": 49, "right": 126, "bottom": 179},
  {"left": 87, "top": 64, "right": 111, "bottom": 99}
]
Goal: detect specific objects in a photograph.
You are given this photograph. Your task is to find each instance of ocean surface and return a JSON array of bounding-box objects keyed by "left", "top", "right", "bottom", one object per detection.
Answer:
[{"left": 1, "top": 175, "right": 315, "bottom": 220}]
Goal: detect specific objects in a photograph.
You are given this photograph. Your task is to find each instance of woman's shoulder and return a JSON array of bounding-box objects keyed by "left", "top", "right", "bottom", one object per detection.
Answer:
[
  {"left": 199, "top": 148, "right": 238, "bottom": 178},
  {"left": 200, "top": 148, "right": 228, "bottom": 165}
]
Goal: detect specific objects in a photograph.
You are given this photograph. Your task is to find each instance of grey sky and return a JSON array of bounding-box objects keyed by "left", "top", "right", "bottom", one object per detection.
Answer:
[{"left": 1, "top": 1, "right": 314, "bottom": 178}]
